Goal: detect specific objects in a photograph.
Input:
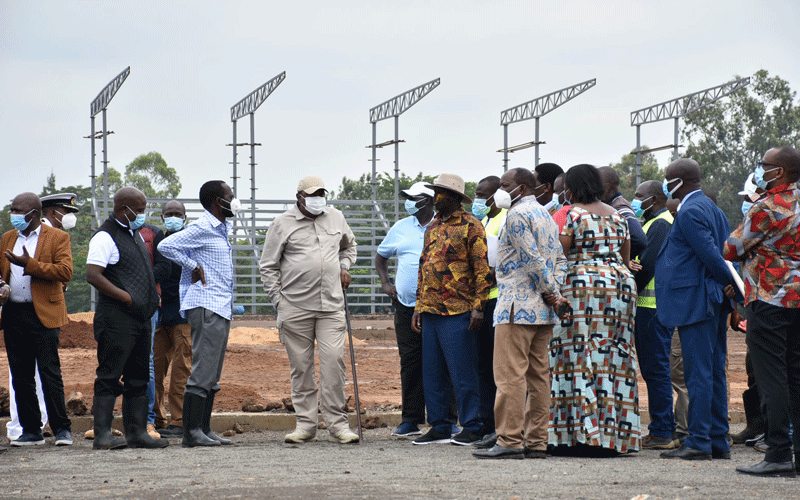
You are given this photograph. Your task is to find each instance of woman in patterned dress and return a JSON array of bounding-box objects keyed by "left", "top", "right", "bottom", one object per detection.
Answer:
[{"left": 547, "top": 164, "right": 641, "bottom": 456}]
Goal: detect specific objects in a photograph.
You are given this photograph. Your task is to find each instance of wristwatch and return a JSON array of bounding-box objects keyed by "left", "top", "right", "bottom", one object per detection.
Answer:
[{"left": 340, "top": 263, "right": 348, "bottom": 270}]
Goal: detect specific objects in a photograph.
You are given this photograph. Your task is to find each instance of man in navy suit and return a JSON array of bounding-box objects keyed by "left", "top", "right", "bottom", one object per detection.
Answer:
[{"left": 655, "top": 158, "right": 739, "bottom": 461}]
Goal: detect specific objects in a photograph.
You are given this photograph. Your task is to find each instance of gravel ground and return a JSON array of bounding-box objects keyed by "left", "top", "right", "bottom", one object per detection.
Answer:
[{"left": 1, "top": 424, "right": 797, "bottom": 500}]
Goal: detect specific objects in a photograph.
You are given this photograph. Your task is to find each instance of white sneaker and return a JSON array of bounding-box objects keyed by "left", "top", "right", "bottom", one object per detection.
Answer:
[
  {"left": 328, "top": 428, "right": 359, "bottom": 444},
  {"left": 284, "top": 429, "right": 316, "bottom": 443}
]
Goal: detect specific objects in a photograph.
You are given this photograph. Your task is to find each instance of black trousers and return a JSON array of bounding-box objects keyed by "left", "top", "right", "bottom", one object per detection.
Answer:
[
  {"left": 2, "top": 301, "right": 71, "bottom": 434},
  {"left": 746, "top": 300, "right": 800, "bottom": 463},
  {"left": 94, "top": 304, "right": 151, "bottom": 398},
  {"left": 476, "top": 298, "right": 497, "bottom": 431}
]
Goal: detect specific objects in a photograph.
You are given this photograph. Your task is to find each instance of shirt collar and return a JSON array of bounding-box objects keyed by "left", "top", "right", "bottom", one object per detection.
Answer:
[
  {"left": 290, "top": 203, "right": 328, "bottom": 221},
  {"left": 677, "top": 189, "right": 702, "bottom": 211},
  {"left": 18, "top": 224, "right": 41, "bottom": 238}
]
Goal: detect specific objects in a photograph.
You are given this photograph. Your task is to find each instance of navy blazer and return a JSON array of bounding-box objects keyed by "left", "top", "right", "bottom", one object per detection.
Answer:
[{"left": 655, "top": 191, "right": 737, "bottom": 328}]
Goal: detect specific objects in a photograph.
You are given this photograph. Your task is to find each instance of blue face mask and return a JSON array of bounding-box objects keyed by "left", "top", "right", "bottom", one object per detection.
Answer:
[
  {"left": 754, "top": 164, "right": 780, "bottom": 190},
  {"left": 10, "top": 209, "right": 34, "bottom": 231},
  {"left": 125, "top": 205, "right": 146, "bottom": 230},
  {"left": 741, "top": 200, "right": 754, "bottom": 217},
  {"left": 405, "top": 199, "right": 420, "bottom": 215},
  {"left": 662, "top": 178, "right": 683, "bottom": 199},
  {"left": 630, "top": 196, "right": 654, "bottom": 218},
  {"left": 471, "top": 198, "right": 491, "bottom": 220},
  {"left": 164, "top": 216, "right": 185, "bottom": 232}
]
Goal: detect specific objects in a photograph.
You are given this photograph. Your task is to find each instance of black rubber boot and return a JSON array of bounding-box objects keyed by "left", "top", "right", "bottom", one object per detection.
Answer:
[
  {"left": 92, "top": 395, "right": 127, "bottom": 450},
  {"left": 182, "top": 393, "right": 220, "bottom": 447},
  {"left": 123, "top": 395, "right": 169, "bottom": 448},
  {"left": 732, "top": 390, "right": 765, "bottom": 444},
  {"left": 203, "top": 392, "right": 232, "bottom": 445}
]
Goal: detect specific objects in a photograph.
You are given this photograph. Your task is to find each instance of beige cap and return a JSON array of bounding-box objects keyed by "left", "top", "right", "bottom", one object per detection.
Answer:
[
  {"left": 425, "top": 173, "right": 471, "bottom": 203},
  {"left": 297, "top": 175, "right": 327, "bottom": 194}
]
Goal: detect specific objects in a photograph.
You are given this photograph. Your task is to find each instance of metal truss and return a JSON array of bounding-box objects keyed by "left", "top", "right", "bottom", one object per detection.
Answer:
[
  {"left": 230, "top": 71, "right": 286, "bottom": 122},
  {"left": 369, "top": 78, "right": 440, "bottom": 123},
  {"left": 90, "top": 66, "right": 130, "bottom": 117},
  {"left": 630, "top": 77, "right": 750, "bottom": 126},
  {"left": 500, "top": 78, "right": 596, "bottom": 125}
]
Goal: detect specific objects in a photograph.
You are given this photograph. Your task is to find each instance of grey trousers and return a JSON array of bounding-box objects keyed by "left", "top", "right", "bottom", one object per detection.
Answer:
[
  {"left": 278, "top": 301, "right": 348, "bottom": 435},
  {"left": 185, "top": 307, "right": 230, "bottom": 398}
]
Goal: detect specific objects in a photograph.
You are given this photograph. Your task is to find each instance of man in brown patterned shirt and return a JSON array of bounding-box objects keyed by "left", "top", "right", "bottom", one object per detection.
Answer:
[{"left": 411, "top": 173, "right": 492, "bottom": 446}]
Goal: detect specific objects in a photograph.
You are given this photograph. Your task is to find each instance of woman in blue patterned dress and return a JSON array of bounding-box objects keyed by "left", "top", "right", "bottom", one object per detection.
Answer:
[{"left": 547, "top": 164, "right": 640, "bottom": 456}]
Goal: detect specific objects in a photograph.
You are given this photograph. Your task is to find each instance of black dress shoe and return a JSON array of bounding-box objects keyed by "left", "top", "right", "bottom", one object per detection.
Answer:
[
  {"left": 660, "top": 444, "right": 711, "bottom": 460},
  {"left": 473, "top": 444, "right": 525, "bottom": 459},
  {"left": 711, "top": 448, "right": 731, "bottom": 459},
  {"left": 736, "top": 460, "right": 795, "bottom": 477},
  {"left": 473, "top": 432, "right": 497, "bottom": 449}
]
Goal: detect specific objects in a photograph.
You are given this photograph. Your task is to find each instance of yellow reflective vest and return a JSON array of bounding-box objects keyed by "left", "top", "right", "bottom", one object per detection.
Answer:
[{"left": 636, "top": 210, "right": 674, "bottom": 308}]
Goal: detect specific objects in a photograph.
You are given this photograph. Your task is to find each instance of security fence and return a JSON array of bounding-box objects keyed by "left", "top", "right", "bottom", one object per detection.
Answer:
[{"left": 92, "top": 198, "right": 400, "bottom": 314}]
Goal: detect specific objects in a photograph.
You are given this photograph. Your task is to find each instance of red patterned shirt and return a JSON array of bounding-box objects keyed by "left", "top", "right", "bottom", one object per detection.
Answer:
[
  {"left": 416, "top": 207, "right": 491, "bottom": 315},
  {"left": 724, "top": 183, "right": 800, "bottom": 308}
]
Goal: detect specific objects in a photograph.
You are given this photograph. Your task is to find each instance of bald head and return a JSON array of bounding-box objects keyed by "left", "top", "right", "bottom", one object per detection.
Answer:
[
  {"left": 163, "top": 199, "right": 185, "bottom": 216},
  {"left": 637, "top": 180, "right": 666, "bottom": 201},
  {"left": 112, "top": 187, "right": 147, "bottom": 227},
  {"left": 10, "top": 192, "right": 42, "bottom": 234},
  {"left": 12, "top": 192, "right": 42, "bottom": 212},
  {"left": 664, "top": 158, "right": 701, "bottom": 200},
  {"left": 597, "top": 166, "right": 620, "bottom": 203}
]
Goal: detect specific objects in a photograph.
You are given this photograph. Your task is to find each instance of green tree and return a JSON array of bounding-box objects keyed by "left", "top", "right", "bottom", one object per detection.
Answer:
[
  {"left": 681, "top": 69, "right": 800, "bottom": 226},
  {"left": 124, "top": 152, "right": 181, "bottom": 199},
  {"left": 609, "top": 148, "right": 663, "bottom": 202}
]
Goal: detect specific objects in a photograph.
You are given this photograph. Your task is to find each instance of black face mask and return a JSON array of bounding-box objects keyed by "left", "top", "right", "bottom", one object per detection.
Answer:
[{"left": 434, "top": 192, "right": 459, "bottom": 212}]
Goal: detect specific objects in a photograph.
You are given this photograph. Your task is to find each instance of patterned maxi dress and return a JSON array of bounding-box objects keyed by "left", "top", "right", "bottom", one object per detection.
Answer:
[{"left": 548, "top": 206, "right": 641, "bottom": 452}]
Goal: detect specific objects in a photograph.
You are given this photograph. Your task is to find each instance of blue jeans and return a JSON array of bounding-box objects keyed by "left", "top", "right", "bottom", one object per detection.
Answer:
[
  {"left": 421, "top": 312, "right": 482, "bottom": 434},
  {"left": 634, "top": 306, "right": 675, "bottom": 438},
  {"left": 147, "top": 310, "right": 159, "bottom": 425}
]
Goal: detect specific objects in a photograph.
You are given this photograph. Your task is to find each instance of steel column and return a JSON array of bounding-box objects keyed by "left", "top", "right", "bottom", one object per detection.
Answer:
[
  {"left": 101, "top": 109, "right": 108, "bottom": 219},
  {"left": 250, "top": 113, "right": 257, "bottom": 230},
  {"left": 673, "top": 117, "right": 680, "bottom": 161},
  {"left": 503, "top": 124, "right": 509, "bottom": 171},
  {"left": 232, "top": 120, "right": 238, "bottom": 198},
  {"left": 534, "top": 117, "right": 540, "bottom": 166},
  {"left": 635, "top": 125, "right": 642, "bottom": 187},
  {"left": 393, "top": 116, "right": 399, "bottom": 221},
  {"left": 371, "top": 122, "right": 377, "bottom": 202}
]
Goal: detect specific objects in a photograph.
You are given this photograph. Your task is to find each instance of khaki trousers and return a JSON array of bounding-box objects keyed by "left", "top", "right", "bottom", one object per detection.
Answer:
[
  {"left": 493, "top": 322, "right": 553, "bottom": 450},
  {"left": 670, "top": 328, "right": 689, "bottom": 436},
  {"left": 153, "top": 322, "right": 192, "bottom": 427},
  {"left": 278, "top": 301, "right": 348, "bottom": 435}
]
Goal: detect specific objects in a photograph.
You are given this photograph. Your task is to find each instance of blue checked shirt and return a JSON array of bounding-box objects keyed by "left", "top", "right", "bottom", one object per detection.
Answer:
[{"left": 157, "top": 210, "right": 234, "bottom": 320}]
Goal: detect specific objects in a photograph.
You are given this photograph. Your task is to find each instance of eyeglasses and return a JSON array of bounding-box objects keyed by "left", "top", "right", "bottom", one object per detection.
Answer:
[{"left": 757, "top": 161, "right": 784, "bottom": 169}]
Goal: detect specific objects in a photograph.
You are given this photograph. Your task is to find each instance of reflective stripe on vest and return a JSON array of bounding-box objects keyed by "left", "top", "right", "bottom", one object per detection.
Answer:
[{"left": 636, "top": 210, "right": 674, "bottom": 308}]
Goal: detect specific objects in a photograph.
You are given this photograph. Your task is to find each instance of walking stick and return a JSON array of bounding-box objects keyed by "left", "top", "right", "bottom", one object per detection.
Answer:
[{"left": 343, "top": 292, "right": 364, "bottom": 443}]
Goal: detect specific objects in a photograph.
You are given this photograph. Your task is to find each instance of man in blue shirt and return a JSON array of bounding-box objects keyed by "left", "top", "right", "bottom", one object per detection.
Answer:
[
  {"left": 376, "top": 182, "right": 435, "bottom": 437},
  {"left": 158, "top": 180, "right": 237, "bottom": 448}
]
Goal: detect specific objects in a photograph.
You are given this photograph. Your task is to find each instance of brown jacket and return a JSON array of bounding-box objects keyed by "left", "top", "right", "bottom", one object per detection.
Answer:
[{"left": 0, "top": 224, "right": 73, "bottom": 329}]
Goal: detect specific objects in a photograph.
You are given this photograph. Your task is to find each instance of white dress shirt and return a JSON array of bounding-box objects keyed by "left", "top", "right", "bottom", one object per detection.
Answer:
[{"left": 8, "top": 225, "right": 40, "bottom": 303}]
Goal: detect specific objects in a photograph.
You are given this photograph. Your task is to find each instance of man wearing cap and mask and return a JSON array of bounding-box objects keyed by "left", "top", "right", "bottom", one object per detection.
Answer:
[
  {"left": 630, "top": 180, "right": 678, "bottom": 450},
  {"left": 4, "top": 192, "right": 80, "bottom": 443},
  {"left": 471, "top": 175, "right": 508, "bottom": 446},
  {"left": 410, "top": 173, "right": 491, "bottom": 446},
  {"left": 1, "top": 192, "right": 73, "bottom": 447},
  {"left": 86, "top": 186, "right": 166, "bottom": 450},
  {"left": 376, "top": 182, "right": 435, "bottom": 437},
  {"left": 158, "top": 181, "right": 237, "bottom": 448},
  {"left": 259, "top": 175, "right": 359, "bottom": 444}
]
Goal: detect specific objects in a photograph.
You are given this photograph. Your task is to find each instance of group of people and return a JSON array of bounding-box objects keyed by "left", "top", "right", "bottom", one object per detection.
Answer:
[{"left": 1, "top": 149, "right": 798, "bottom": 477}]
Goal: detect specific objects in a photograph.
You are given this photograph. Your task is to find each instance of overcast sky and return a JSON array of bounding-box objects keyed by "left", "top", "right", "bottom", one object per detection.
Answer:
[{"left": 2, "top": 0, "right": 799, "bottom": 206}]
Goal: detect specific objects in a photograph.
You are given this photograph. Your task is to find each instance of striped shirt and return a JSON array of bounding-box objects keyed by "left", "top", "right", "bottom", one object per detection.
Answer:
[{"left": 157, "top": 210, "right": 234, "bottom": 320}]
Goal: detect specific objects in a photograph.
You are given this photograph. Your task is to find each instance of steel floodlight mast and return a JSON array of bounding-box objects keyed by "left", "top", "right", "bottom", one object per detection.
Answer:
[
  {"left": 368, "top": 78, "right": 440, "bottom": 219},
  {"left": 499, "top": 78, "right": 596, "bottom": 170},
  {"left": 630, "top": 76, "right": 750, "bottom": 185}
]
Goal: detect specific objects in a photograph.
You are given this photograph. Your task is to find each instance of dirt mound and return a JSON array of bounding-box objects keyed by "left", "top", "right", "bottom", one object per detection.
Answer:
[
  {"left": 228, "top": 326, "right": 366, "bottom": 346},
  {"left": 0, "top": 312, "right": 97, "bottom": 350}
]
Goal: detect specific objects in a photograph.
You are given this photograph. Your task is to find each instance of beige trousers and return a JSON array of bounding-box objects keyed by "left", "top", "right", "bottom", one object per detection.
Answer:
[
  {"left": 493, "top": 322, "right": 553, "bottom": 450},
  {"left": 278, "top": 301, "right": 348, "bottom": 435},
  {"left": 153, "top": 322, "right": 193, "bottom": 427},
  {"left": 670, "top": 328, "right": 689, "bottom": 436}
]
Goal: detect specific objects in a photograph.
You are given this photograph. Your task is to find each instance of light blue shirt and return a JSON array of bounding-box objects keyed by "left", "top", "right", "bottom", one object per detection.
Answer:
[
  {"left": 494, "top": 196, "right": 567, "bottom": 325},
  {"left": 157, "top": 210, "right": 234, "bottom": 320},
  {"left": 377, "top": 215, "right": 430, "bottom": 307}
]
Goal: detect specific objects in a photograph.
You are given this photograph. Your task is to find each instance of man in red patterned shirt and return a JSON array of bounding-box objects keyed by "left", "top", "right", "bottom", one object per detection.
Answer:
[{"left": 725, "top": 146, "right": 800, "bottom": 478}]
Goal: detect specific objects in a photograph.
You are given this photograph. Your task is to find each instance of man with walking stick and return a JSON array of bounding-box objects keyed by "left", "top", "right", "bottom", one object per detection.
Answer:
[{"left": 259, "top": 175, "right": 360, "bottom": 444}]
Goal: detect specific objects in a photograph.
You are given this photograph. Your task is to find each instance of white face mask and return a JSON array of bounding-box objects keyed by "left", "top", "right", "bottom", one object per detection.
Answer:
[
  {"left": 304, "top": 196, "right": 326, "bottom": 215},
  {"left": 494, "top": 185, "right": 522, "bottom": 209},
  {"left": 56, "top": 210, "right": 77, "bottom": 230}
]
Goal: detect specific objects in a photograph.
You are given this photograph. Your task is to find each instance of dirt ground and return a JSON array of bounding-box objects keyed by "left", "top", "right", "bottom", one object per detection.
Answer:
[{"left": 0, "top": 313, "right": 750, "bottom": 415}]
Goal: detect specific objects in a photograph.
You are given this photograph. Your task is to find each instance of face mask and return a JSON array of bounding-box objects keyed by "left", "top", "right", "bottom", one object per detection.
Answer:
[
  {"left": 164, "top": 216, "right": 185, "bottom": 232},
  {"left": 534, "top": 185, "right": 551, "bottom": 204},
  {"left": 471, "top": 198, "right": 491, "bottom": 220},
  {"left": 218, "top": 197, "right": 241, "bottom": 217},
  {"left": 55, "top": 210, "right": 77, "bottom": 230},
  {"left": 630, "top": 196, "right": 654, "bottom": 218},
  {"left": 741, "top": 201, "right": 754, "bottom": 217},
  {"left": 754, "top": 164, "right": 781, "bottom": 190},
  {"left": 125, "top": 205, "right": 146, "bottom": 230},
  {"left": 10, "top": 209, "right": 34, "bottom": 231},
  {"left": 303, "top": 196, "right": 326, "bottom": 215},
  {"left": 662, "top": 178, "right": 683, "bottom": 199},
  {"left": 405, "top": 199, "right": 421, "bottom": 216},
  {"left": 494, "top": 185, "right": 522, "bottom": 210}
]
